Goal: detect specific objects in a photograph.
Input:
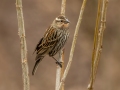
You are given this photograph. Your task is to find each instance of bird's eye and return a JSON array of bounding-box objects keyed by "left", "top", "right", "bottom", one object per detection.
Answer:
[{"left": 61, "top": 20, "right": 63, "bottom": 22}]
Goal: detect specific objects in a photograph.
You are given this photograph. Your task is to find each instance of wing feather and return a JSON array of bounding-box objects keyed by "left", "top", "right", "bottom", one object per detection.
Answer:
[{"left": 34, "top": 26, "right": 59, "bottom": 55}]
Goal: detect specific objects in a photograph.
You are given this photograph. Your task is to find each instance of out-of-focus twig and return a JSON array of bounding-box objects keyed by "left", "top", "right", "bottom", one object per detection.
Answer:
[
  {"left": 88, "top": 0, "right": 108, "bottom": 90},
  {"left": 58, "top": 0, "right": 87, "bottom": 90},
  {"left": 61, "top": 0, "right": 66, "bottom": 15},
  {"left": 88, "top": 0, "right": 102, "bottom": 89},
  {"left": 55, "top": 0, "right": 66, "bottom": 90},
  {"left": 16, "top": 0, "right": 30, "bottom": 90}
]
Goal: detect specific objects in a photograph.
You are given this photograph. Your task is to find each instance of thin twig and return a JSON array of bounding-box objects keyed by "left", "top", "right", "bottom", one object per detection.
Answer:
[
  {"left": 60, "top": 49, "right": 65, "bottom": 90},
  {"left": 55, "top": 0, "right": 66, "bottom": 90},
  {"left": 55, "top": 52, "right": 62, "bottom": 90},
  {"left": 56, "top": 50, "right": 65, "bottom": 90},
  {"left": 88, "top": 0, "right": 102, "bottom": 89},
  {"left": 58, "top": 0, "right": 87, "bottom": 90},
  {"left": 94, "top": 0, "right": 108, "bottom": 79},
  {"left": 61, "top": 0, "right": 66, "bottom": 15},
  {"left": 88, "top": 0, "right": 108, "bottom": 90},
  {"left": 16, "top": 0, "right": 30, "bottom": 90}
]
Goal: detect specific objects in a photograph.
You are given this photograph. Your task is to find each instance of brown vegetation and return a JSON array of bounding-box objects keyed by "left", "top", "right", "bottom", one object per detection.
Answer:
[{"left": 0, "top": 0, "right": 120, "bottom": 90}]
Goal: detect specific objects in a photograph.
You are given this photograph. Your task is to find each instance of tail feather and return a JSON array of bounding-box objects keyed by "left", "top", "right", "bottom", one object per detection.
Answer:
[{"left": 32, "top": 56, "right": 44, "bottom": 75}]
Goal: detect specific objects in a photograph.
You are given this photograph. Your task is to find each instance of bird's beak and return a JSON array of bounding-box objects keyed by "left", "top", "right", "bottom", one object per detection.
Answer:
[{"left": 65, "top": 19, "right": 70, "bottom": 23}]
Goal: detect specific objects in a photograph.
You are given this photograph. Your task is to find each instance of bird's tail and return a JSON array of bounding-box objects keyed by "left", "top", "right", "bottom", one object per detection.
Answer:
[{"left": 32, "top": 55, "right": 44, "bottom": 75}]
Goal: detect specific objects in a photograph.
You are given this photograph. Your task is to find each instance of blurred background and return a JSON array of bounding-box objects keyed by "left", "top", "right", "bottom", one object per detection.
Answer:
[{"left": 0, "top": 0, "right": 120, "bottom": 90}]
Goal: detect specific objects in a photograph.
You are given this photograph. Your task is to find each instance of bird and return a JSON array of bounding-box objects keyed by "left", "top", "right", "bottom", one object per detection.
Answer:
[{"left": 32, "top": 15, "right": 70, "bottom": 75}]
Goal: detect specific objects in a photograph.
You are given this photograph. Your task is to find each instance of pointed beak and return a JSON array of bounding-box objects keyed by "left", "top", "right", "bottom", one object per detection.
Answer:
[{"left": 65, "top": 19, "right": 70, "bottom": 23}]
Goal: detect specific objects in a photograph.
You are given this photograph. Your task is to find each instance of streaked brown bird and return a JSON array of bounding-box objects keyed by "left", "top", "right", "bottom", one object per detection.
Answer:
[{"left": 32, "top": 15, "right": 70, "bottom": 75}]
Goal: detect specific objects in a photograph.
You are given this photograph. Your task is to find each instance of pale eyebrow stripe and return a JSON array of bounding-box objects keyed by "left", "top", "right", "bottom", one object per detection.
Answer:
[{"left": 55, "top": 18, "right": 61, "bottom": 21}]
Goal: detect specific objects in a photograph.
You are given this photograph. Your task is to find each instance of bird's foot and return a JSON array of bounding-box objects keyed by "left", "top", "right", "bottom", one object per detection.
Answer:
[{"left": 56, "top": 61, "right": 62, "bottom": 68}]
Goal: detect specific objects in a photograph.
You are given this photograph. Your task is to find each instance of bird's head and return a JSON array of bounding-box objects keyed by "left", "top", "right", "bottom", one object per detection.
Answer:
[{"left": 52, "top": 15, "right": 70, "bottom": 29}]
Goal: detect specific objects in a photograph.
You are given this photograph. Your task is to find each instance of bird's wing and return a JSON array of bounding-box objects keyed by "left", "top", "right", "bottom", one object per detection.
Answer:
[
  {"left": 34, "top": 26, "right": 60, "bottom": 55},
  {"left": 41, "top": 26, "right": 59, "bottom": 48},
  {"left": 33, "top": 37, "right": 43, "bottom": 54}
]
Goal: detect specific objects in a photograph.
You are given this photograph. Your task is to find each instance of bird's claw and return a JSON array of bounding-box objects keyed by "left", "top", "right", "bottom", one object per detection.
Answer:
[{"left": 56, "top": 62, "right": 62, "bottom": 68}]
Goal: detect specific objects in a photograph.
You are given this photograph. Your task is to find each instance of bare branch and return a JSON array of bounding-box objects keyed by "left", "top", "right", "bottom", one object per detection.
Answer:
[
  {"left": 88, "top": 0, "right": 109, "bottom": 90},
  {"left": 16, "top": 0, "right": 30, "bottom": 90},
  {"left": 88, "top": 0, "right": 102, "bottom": 89},
  {"left": 55, "top": 0, "right": 66, "bottom": 89},
  {"left": 56, "top": 50, "right": 65, "bottom": 90},
  {"left": 61, "top": 0, "right": 66, "bottom": 15},
  {"left": 58, "top": 0, "right": 87, "bottom": 90}
]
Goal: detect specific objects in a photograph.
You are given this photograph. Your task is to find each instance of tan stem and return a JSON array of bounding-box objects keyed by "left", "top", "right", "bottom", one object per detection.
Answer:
[
  {"left": 61, "top": 0, "right": 66, "bottom": 15},
  {"left": 16, "top": 0, "right": 30, "bottom": 90},
  {"left": 88, "top": 0, "right": 109, "bottom": 90},
  {"left": 58, "top": 0, "right": 87, "bottom": 90},
  {"left": 55, "top": 0, "right": 66, "bottom": 89}
]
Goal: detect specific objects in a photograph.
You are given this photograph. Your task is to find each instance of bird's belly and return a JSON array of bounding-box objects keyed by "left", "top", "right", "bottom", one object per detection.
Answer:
[{"left": 49, "top": 39, "right": 66, "bottom": 56}]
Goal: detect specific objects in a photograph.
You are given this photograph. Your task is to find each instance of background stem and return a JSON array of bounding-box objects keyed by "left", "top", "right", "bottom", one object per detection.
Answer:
[
  {"left": 16, "top": 0, "right": 30, "bottom": 90},
  {"left": 88, "top": 0, "right": 109, "bottom": 90},
  {"left": 58, "top": 0, "right": 87, "bottom": 90}
]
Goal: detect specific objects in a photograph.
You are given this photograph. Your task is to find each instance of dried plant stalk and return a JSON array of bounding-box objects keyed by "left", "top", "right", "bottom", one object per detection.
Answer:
[
  {"left": 58, "top": 0, "right": 87, "bottom": 90},
  {"left": 60, "top": 49, "right": 65, "bottom": 90},
  {"left": 56, "top": 50, "right": 65, "bottom": 90},
  {"left": 16, "top": 0, "right": 30, "bottom": 90},
  {"left": 55, "top": 0, "right": 66, "bottom": 90},
  {"left": 88, "top": 0, "right": 102, "bottom": 89},
  {"left": 88, "top": 0, "right": 109, "bottom": 90},
  {"left": 61, "top": 0, "right": 66, "bottom": 15}
]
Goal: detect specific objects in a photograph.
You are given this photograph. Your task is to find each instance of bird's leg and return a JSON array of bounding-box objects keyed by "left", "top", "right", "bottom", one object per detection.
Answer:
[{"left": 52, "top": 57, "right": 62, "bottom": 68}]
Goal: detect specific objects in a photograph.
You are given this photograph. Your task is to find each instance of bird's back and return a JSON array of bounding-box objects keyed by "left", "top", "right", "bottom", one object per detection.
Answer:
[{"left": 49, "top": 29, "right": 69, "bottom": 56}]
